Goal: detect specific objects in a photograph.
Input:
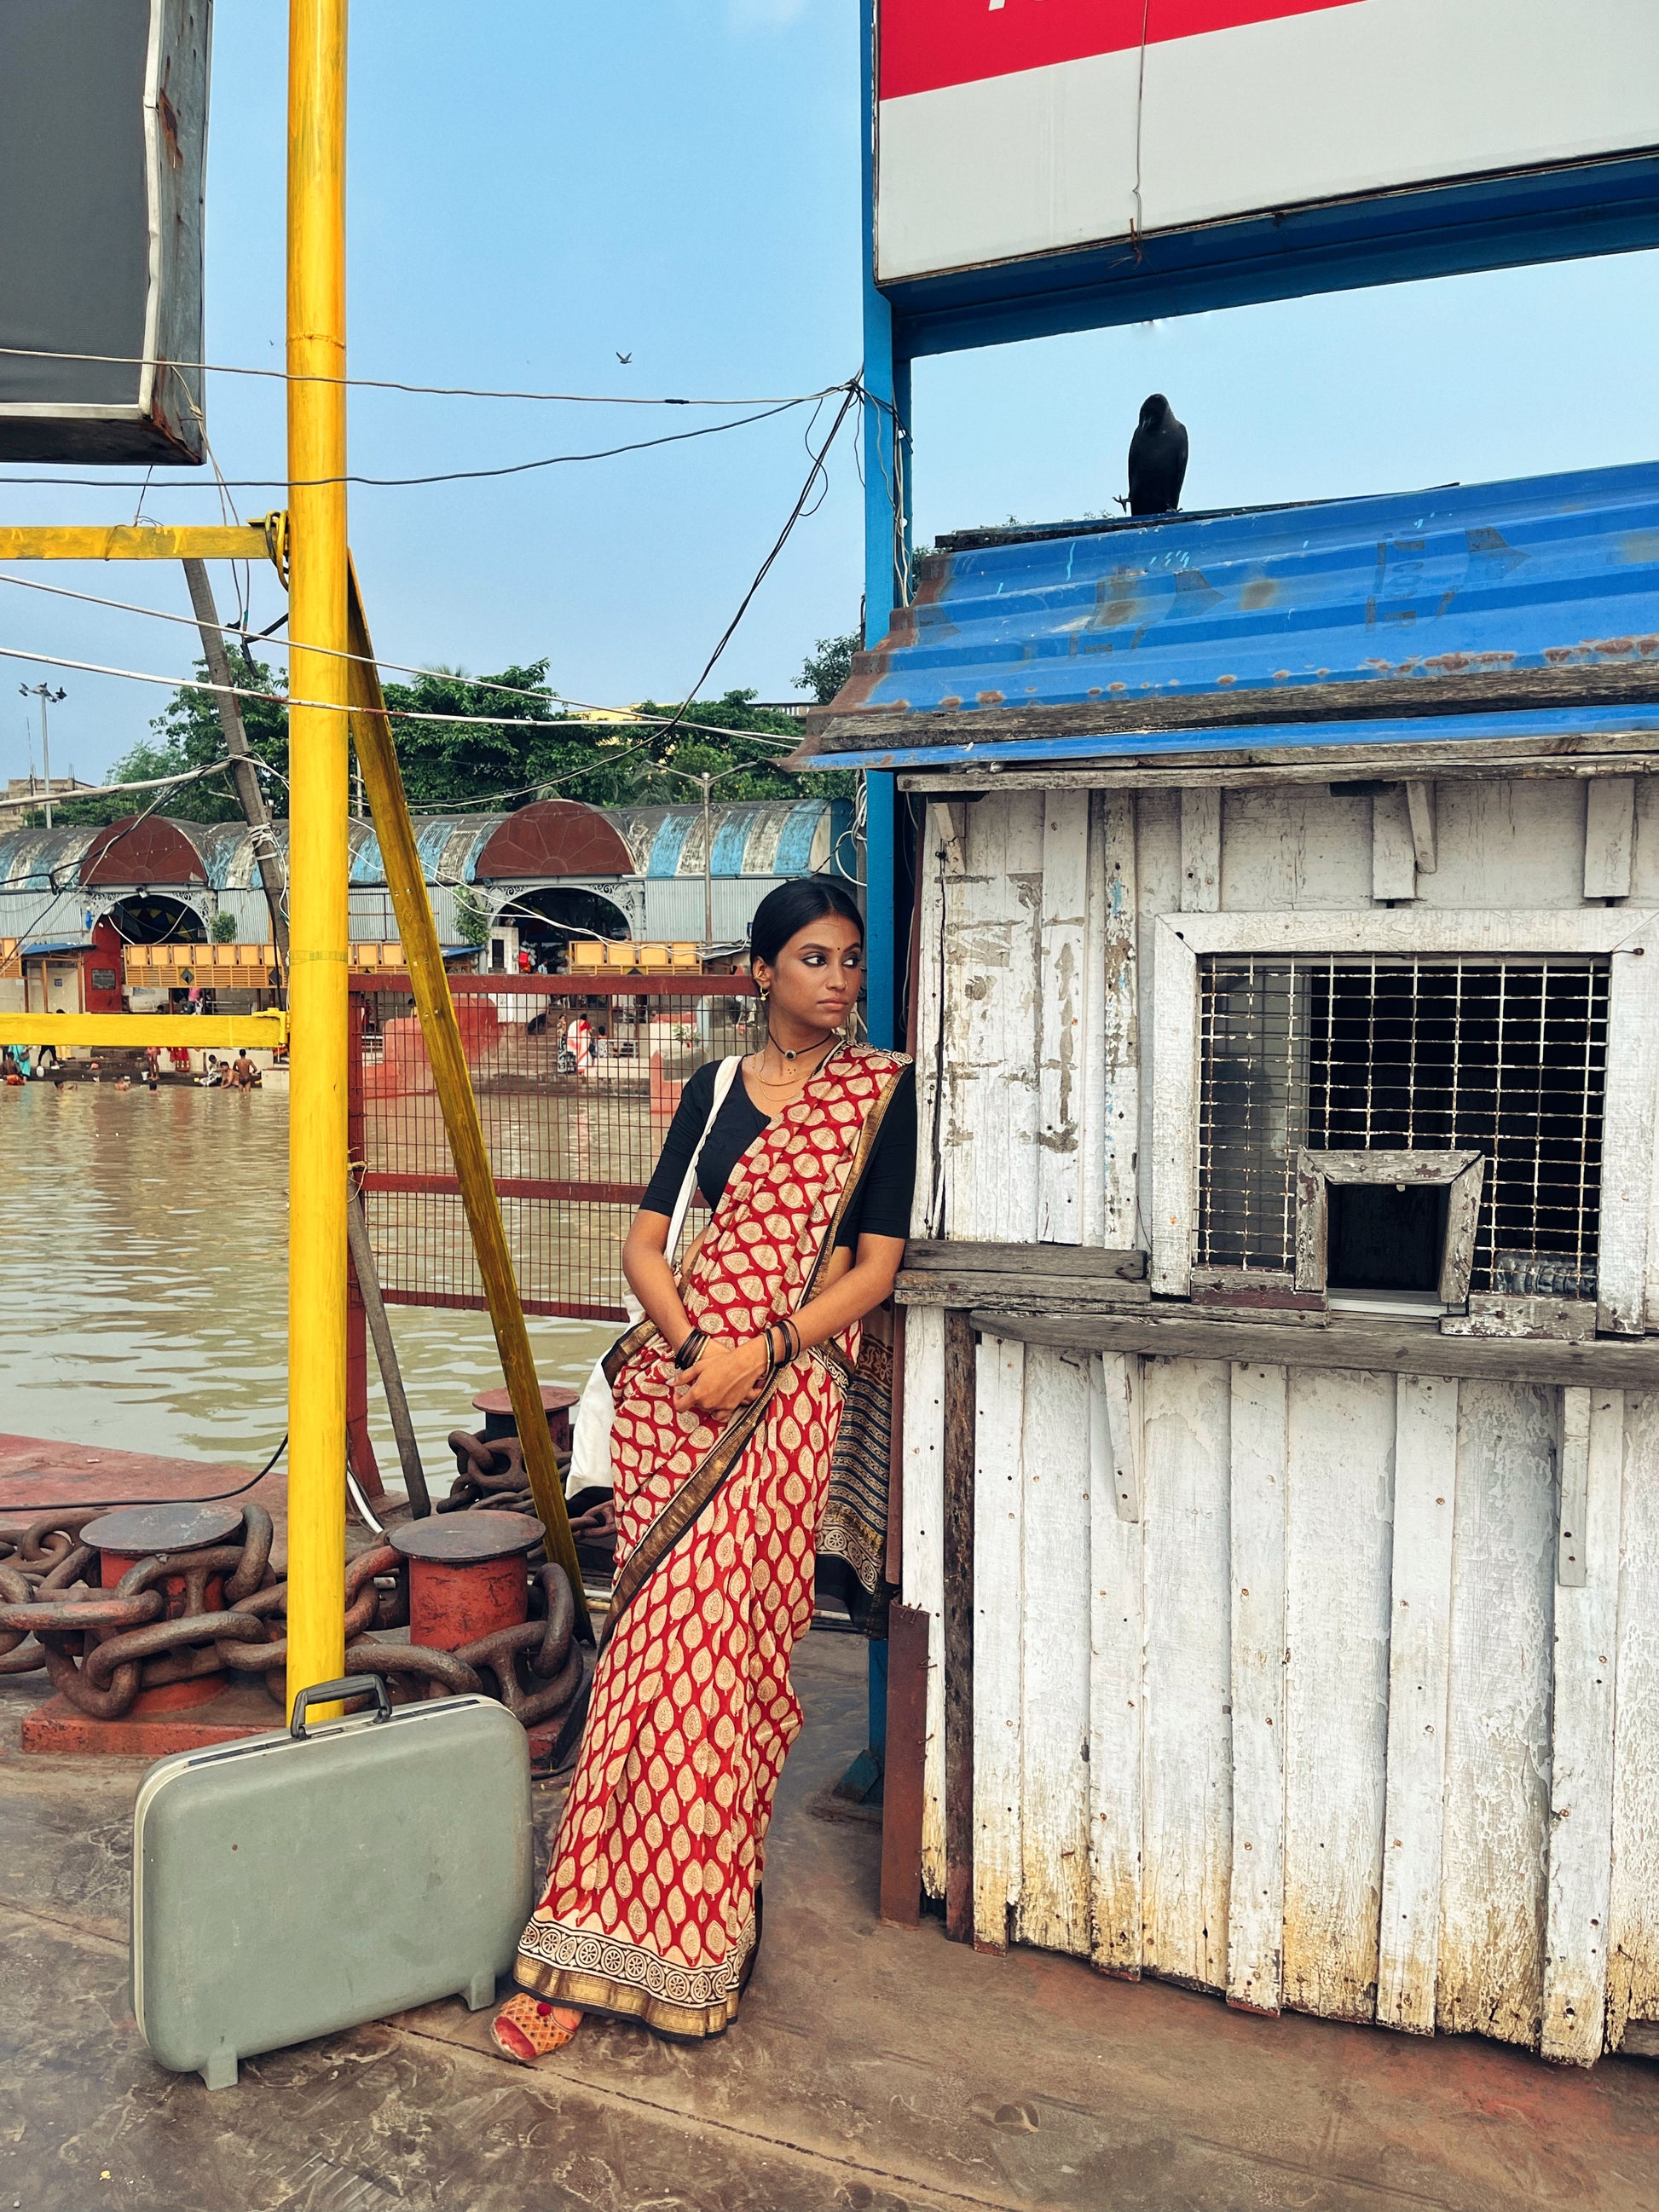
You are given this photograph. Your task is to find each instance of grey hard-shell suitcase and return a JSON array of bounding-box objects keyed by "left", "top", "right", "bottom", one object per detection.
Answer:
[{"left": 130, "top": 1676, "right": 535, "bottom": 2089}]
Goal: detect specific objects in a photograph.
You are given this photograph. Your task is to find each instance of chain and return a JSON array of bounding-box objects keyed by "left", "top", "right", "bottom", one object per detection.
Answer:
[{"left": 0, "top": 1504, "right": 583, "bottom": 1731}]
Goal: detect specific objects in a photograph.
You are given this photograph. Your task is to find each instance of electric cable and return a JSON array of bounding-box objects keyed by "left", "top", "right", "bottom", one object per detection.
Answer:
[
  {"left": 0, "top": 340, "right": 847, "bottom": 409},
  {"left": 0, "top": 1430, "right": 288, "bottom": 1520},
  {"left": 0, "top": 393, "right": 830, "bottom": 493}
]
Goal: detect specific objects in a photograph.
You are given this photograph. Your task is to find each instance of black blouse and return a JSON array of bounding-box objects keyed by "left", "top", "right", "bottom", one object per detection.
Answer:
[{"left": 641, "top": 1058, "right": 916, "bottom": 1250}]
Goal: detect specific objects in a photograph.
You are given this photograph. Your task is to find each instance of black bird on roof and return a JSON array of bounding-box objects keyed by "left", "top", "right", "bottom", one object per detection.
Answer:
[{"left": 1126, "top": 392, "right": 1188, "bottom": 516}]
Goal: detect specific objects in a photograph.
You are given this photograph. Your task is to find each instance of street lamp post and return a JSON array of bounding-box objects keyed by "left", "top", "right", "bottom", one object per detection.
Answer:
[{"left": 19, "top": 684, "right": 66, "bottom": 828}]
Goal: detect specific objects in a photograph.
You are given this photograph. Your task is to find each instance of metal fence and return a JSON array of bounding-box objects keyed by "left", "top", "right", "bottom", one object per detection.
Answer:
[{"left": 349, "top": 974, "right": 759, "bottom": 1325}]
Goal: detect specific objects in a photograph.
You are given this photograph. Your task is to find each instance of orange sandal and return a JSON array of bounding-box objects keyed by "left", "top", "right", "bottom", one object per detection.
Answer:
[{"left": 490, "top": 1992, "right": 583, "bottom": 2065}]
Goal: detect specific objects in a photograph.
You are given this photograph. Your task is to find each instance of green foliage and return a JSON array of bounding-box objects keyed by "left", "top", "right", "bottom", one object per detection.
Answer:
[
  {"left": 376, "top": 662, "right": 639, "bottom": 811},
  {"left": 453, "top": 884, "right": 490, "bottom": 946},
  {"left": 798, "top": 631, "right": 860, "bottom": 706},
  {"left": 627, "top": 690, "right": 853, "bottom": 804},
  {"left": 210, "top": 909, "right": 239, "bottom": 943},
  {"left": 55, "top": 656, "right": 291, "bottom": 829}
]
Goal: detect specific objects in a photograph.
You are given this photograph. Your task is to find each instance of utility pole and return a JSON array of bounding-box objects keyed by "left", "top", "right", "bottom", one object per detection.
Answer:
[
  {"left": 18, "top": 683, "right": 66, "bottom": 828},
  {"left": 700, "top": 770, "right": 714, "bottom": 947},
  {"left": 182, "top": 560, "right": 291, "bottom": 973}
]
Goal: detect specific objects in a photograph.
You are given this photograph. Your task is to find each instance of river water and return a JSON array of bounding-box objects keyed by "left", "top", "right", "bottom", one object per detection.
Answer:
[{"left": 0, "top": 1082, "right": 614, "bottom": 1487}]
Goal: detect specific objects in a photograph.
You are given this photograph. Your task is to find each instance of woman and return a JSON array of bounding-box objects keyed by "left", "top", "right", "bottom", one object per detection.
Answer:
[{"left": 492, "top": 877, "right": 915, "bottom": 2060}]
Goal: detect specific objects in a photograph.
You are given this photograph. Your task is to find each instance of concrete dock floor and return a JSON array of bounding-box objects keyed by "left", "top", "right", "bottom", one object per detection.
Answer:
[{"left": 6, "top": 1630, "right": 1659, "bottom": 2210}]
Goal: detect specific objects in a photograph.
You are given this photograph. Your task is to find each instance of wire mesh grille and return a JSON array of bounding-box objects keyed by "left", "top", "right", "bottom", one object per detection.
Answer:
[
  {"left": 1196, "top": 955, "right": 1609, "bottom": 1296},
  {"left": 353, "top": 982, "right": 759, "bottom": 1320}
]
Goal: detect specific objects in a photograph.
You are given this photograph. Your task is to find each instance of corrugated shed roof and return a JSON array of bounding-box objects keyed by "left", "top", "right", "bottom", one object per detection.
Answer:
[
  {"left": 798, "top": 459, "right": 1659, "bottom": 769},
  {"left": 0, "top": 825, "right": 99, "bottom": 892}
]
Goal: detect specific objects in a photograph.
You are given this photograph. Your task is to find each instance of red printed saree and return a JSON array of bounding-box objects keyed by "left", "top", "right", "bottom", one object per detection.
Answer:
[{"left": 512, "top": 1042, "right": 910, "bottom": 2038}]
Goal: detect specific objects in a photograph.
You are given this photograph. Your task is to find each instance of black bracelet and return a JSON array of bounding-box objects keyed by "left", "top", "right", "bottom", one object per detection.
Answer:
[
  {"left": 784, "top": 1319, "right": 801, "bottom": 1363},
  {"left": 673, "top": 1328, "right": 708, "bottom": 1371}
]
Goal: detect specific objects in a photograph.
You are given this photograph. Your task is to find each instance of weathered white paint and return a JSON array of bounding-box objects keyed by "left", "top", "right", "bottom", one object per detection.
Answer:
[
  {"left": 1037, "top": 797, "right": 1089, "bottom": 1245},
  {"left": 973, "top": 1333, "right": 1026, "bottom": 1951},
  {"left": 1377, "top": 1373, "right": 1460, "bottom": 2034},
  {"left": 1226, "top": 1360, "right": 1287, "bottom": 2015},
  {"left": 1610, "top": 1391, "right": 1659, "bottom": 2048},
  {"left": 1089, "top": 1351, "right": 1145, "bottom": 1975},
  {"left": 905, "top": 779, "right": 1659, "bottom": 2062},
  {"left": 1542, "top": 1389, "right": 1625, "bottom": 2064},
  {"left": 1180, "top": 787, "right": 1221, "bottom": 913},
  {"left": 900, "top": 1302, "right": 948, "bottom": 1898},
  {"left": 1017, "top": 1349, "right": 1093, "bottom": 1955},
  {"left": 1140, "top": 1356, "right": 1232, "bottom": 1990},
  {"left": 1584, "top": 779, "right": 1635, "bottom": 901},
  {"left": 1101, "top": 1348, "right": 1143, "bottom": 1523},
  {"left": 1095, "top": 791, "right": 1139, "bottom": 1251},
  {"left": 1407, "top": 781, "right": 1437, "bottom": 875},
  {"left": 1372, "top": 788, "right": 1417, "bottom": 902},
  {"left": 1437, "top": 1382, "right": 1556, "bottom": 2047},
  {"left": 1283, "top": 1365, "right": 1394, "bottom": 2022},
  {"left": 1558, "top": 1386, "right": 1592, "bottom": 1587}
]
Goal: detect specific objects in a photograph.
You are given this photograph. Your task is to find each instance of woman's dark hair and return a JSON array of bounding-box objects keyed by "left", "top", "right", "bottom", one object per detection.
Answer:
[{"left": 748, "top": 876, "right": 864, "bottom": 969}]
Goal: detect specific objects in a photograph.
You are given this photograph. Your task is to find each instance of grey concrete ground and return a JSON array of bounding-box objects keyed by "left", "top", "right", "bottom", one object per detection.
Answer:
[{"left": 5, "top": 1634, "right": 1659, "bottom": 2212}]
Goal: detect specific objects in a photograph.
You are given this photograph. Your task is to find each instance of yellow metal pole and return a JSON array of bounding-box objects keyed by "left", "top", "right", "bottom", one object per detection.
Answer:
[
  {"left": 284, "top": 0, "right": 351, "bottom": 1720},
  {"left": 345, "top": 564, "right": 592, "bottom": 1637}
]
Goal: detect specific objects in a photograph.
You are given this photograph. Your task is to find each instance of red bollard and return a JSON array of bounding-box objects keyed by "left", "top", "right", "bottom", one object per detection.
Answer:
[
  {"left": 389, "top": 1512, "right": 544, "bottom": 1653},
  {"left": 471, "top": 1383, "right": 579, "bottom": 1458},
  {"left": 83, "top": 1504, "right": 244, "bottom": 1714}
]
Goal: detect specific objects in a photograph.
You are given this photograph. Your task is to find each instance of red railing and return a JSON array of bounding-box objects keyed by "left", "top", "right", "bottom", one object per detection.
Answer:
[{"left": 344, "top": 973, "right": 756, "bottom": 1487}]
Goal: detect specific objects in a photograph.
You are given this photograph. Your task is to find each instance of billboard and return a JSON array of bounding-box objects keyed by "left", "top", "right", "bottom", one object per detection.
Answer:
[
  {"left": 876, "top": 0, "right": 1659, "bottom": 334},
  {"left": 0, "top": 0, "right": 211, "bottom": 465}
]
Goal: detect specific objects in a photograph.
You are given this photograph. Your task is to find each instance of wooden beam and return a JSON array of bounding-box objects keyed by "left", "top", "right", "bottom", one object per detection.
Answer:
[
  {"left": 1406, "top": 780, "right": 1437, "bottom": 874},
  {"left": 967, "top": 1305, "right": 1659, "bottom": 1390},
  {"left": 897, "top": 751, "right": 1659, "bottom": 798},
  {"left": 899, "top": 1239, "right": 1146, "bottom": 1279},
  {"left": 1584, "top": 777, "right": 1636, "bottom": 900},
  {"left": 0, "top": 523, "right": 274, "bottom": 563},
  {"left": 879, "top": 1602, "right": 931, "bottom": 1929},
  {"left": 345, "top": 562, "right": 588, "bottom": 1634},
  {"left": 941, "top": 1308, "right": 976, "bottom": 1944},
  {"left": 1372, "top": 787, "right": 1417, "bottom": 900},
  {"left": 896, "top": 1271, "right": 1148, "bottom": 1313}
]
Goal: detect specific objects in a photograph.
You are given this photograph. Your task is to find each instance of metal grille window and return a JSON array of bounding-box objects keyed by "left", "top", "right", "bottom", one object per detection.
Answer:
[{"left": 1196, "top": 956, "right": 1609, "bottom": 1296}]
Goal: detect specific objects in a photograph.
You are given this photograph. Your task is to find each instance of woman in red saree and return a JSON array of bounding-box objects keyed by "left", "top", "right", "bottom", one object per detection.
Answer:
[{"left": 493, "top": 878, "right": 914, "bottom": 2057}]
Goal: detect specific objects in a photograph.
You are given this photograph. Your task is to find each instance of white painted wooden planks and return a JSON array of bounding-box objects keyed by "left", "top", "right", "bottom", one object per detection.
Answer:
[
  {"left": 1282, "top": 1366, "right": 1395, "bottom": 2022},
  {"left": 1090, "top": 1353, "right": 1145, "bottom": 1974},
  {"left": 1096, "top": 791, "right": 1139, "bottom": 1251},
  {"left": 1436, "top": 1382, "right": 1557, "bottom": 2046},
  {"left": 973, "top": 1334, "right": 1026, "bottom": 1950},
  {"left": 1542, "top": 1389, "right": 1625, "bottom": 2064},
  {"left": 1179, "top": 787, "right": 1221, "bottom": 912},
  {"left": 1609, "top": 1391, "right": 1659, "bottom": 2050},
  {"left": 1227, "top": 1361, "right": 1287, "bottom": 2014},
  {"left": 1372, "top": 788, "right": 1417, "bottom": 902},
  {"left": 1377, "top": 1374, "right": 1460, "bottom": 2035},
  {"left": 1037, "top": 797, "right": 1089, "bottom": 1245},
  {"left": 1584, "top": 778, "right": 1635, "bottom": 901},
  {"left": 1139, "top": 1355, "right": 1233, "bottom": 1990},
  {"left": 900, "top": 1302, "right": 948, "bottom": 1900},
  {"left": 943, "top": 794, "right": 1045, "bottom": 1244},
  {"left": 1016, "top": 1348, "right": 1094, "bottom": 1955}
]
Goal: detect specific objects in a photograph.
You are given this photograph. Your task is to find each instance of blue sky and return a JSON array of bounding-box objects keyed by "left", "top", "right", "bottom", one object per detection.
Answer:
[{"left": 4, "top": 0, "right": 1658, "bottom": 784}]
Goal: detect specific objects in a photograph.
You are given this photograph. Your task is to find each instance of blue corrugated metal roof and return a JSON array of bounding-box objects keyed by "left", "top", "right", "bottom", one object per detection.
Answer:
[{"left": 806, "top": 459, "right": 1659, "bottom": 768}]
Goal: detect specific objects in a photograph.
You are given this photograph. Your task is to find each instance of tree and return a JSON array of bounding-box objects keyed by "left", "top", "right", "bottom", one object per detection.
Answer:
[
  {"left": 376, "top": 661, "right": 639, "bottom": 811},
  {"left": 625, "top": 690, "right": 852, "bottom": 804},
  {"left": 799, "top": 631, "right": 860, "bottom": 706},
  {"left": 55, "top": 656, "right": 290, "bottom": 828}
]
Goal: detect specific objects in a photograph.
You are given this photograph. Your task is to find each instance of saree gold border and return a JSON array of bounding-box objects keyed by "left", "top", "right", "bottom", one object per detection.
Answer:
[
  {"left": 512, "top": 1961, "right": 743, "bottom": 2041},
  {"left": 598, "top": 1050, "right": 911, "bottom": 1649}
]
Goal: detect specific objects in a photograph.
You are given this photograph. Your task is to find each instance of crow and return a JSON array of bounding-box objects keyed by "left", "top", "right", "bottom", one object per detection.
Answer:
[{"left": 1127, "top": 392, "right": 1188, "bottom": 516}]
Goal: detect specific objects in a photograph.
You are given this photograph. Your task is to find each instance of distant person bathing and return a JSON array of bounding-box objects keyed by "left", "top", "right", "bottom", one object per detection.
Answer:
[{"left": 490, "top": 877, "right": 915, "bottom": 2062}]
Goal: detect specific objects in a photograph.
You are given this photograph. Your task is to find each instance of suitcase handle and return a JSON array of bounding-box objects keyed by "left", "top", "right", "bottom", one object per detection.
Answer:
[{"left": 290, "top": 1674, "right": 392, "bottom": 1739}]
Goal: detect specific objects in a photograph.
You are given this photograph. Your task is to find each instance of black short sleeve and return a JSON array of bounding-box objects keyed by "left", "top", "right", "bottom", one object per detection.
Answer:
[
  {"left": 838, "top": 1062, "right": 916, "bottom": 1245},
  {"left": 639, "top": 1061, "right": 719, "bottom": 1217}
]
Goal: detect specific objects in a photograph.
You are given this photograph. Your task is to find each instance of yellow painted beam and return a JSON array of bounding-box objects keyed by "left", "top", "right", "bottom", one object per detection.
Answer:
[
  {"left": 283, "top": 0, "right": 352, "bottom": 1724},
  {"left": 346, "top": 561, "right": 592, "bottom": 1637},
  {"left": 0, "top": 524, "right": 276, "bottom": 563},
  {"left": 0, "top": 1014, "right": 286, "bottom": 1048}
]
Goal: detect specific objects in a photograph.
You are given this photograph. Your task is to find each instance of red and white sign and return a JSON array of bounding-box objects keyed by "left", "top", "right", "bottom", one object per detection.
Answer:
[{"left": 876, "top": 0, "right": 1659, "bottom": 286}]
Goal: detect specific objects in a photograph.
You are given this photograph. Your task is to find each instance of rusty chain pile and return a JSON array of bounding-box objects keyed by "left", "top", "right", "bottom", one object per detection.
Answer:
[
  {"left": 0, "top": 1505, "right": 583, "bottom": 1730},
  {"left": 445, "top": 1430, "right": 617, "bottom": 1562}
]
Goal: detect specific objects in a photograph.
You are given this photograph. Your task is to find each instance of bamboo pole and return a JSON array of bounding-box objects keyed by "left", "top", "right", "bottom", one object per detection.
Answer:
[
  {"left": 283, "top": 0, "right": 351, "bottom": 1720},
  {"left": 344, "top": 561, "right": 592, "bottom": 1635}
]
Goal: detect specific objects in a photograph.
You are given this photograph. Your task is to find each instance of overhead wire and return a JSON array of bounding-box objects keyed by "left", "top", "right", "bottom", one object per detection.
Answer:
[
  {"left": 0, "top": 341, "right": 847, "bottom": 409},
  {"left": 0, "top": 571, "right": 808, "bottom": 741},
  {"left": 0, "top": 393, "right": 833, "bottom": 493}
]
